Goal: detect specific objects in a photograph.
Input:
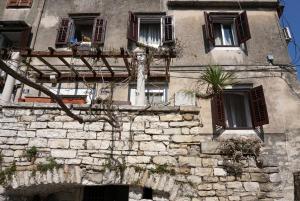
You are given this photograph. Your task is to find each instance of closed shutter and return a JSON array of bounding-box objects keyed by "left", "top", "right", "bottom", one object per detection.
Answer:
[
  {"left": 212, "top": 92, "right": 226, "bottom": 127},
  {"left": 204, "top": 12, "right": 214, "bottom": 43},
  {"left": 235, "top": 11, "right": 251, "bottom": 44},
  {"left": 92, "top": 17, "right": 107, "bottom": 47},
  {"left": 6, "top": 0, "right": 19, "bottom": 7},
  {"left": 18, "top": 0, "right": 32, "bottom": 7},
  {"left": 127, "top": 11, "right": 138, "bottom": 42},
  {"left": 19, "top": 27, "right": 32, "bottom": 49},
  {"left": 249, "top": 85, "right": 269, "bottom": 127},
  {"left": 162, "top": 16, "right": 175, "bottom": 44},
  {"left": 55, "top": 18, "right": 73, "bottom": 46}
]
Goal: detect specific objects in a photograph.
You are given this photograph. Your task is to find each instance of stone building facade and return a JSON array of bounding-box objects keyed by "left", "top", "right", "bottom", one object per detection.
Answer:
[{"left": 0, "top": 0, "right": 300, "bottom": 201}]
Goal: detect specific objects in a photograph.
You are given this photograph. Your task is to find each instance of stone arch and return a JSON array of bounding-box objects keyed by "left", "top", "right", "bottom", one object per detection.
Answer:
[{"left": 4, "top": 166, "right": 180, "bottom": 201}]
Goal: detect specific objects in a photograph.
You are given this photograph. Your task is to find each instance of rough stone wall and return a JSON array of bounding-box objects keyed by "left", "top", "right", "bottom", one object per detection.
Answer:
[{"left": 0, "top": 104, "right": 290, "bottom": 201}]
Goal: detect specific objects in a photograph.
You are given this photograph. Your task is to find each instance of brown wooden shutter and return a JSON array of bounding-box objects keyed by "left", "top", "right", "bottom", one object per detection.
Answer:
[
  {"left": 7, "top": 0, "right": 20, "bottom": 7},
  {"left": 19, "top": 27, "right": 32, "bottom": 49},
  {"left": 235, "top": 11, "right": 251, "bottom": 44},
  {"left": 18, "top": 0, "right": 32, "bottom": 7},
  {"left": 249, "top": 85, "right": 269, "bottom": 127},
  {"left": 55, "top": 18, "right": 73, "bottom": 46},
  {"left": 92, "top": 17, "right": 107, "bottom": 47},
  {"left": 212, "top": 92, "right": 226, "bottom": 127},
  {"left": 127, "top": 11, "right": 138, "bottom": 42},
  {"left": 204, "top": 12, "right": 214, "bottom": 43},
  {"left": 162, "top": 16, "right": 175, "bottom": 44}
]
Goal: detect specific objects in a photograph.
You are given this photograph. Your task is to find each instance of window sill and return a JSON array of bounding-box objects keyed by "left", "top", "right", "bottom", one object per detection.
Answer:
[
  {"left": 218, "top": 129, "right": 263, "bottom": 141},
  {"left": 212, "top": 46, "right": 242, "bottom": 51}
]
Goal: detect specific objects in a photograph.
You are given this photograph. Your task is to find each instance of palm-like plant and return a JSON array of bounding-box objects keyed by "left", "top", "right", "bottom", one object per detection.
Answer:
[{"left": 198, "top": 66, "right": 236, "bottom": 97}]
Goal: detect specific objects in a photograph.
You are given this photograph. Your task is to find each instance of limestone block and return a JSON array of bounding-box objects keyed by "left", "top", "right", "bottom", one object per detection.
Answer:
[
  {"left": 153, "top": 135, "right": 170, "bottom": 141},
  {"left": 172, "top": 135, "right": 199, "bottom": 143},
  {"left": 123, "top": 122, "right": 145, "bottom": 131},
  {"left": 205, "top": 197, "right": 219, "bottom": 201},
  {"left": 163, "top": 128, "right": 182, "bottom": 135},
  {"left": 86, "top": 140, "right": 110, "bottom": 150},
  {"left": 48, "top": 139, "right": 69, "bottom": 149},
  {"left": 150, "top": 122, "right": 169, "bottom": 129},
  {"left": 47, "top": 122, "right": 63, "bottom": 129},
  {"left": 67, "top": 131, "right": 96, "bottom": 139},
  {"left": 153, "top": 156, "right": 177, "bottom": 165},
  {"left": 65, "top": 159, "right": 82, "bottom": 165},
  {"left": 21, "top": 115, "right": 36, "bottom": 122},
  {"left": 198, "top": 190, "right": 216, "bottom": 197},
  {"left": 202, "top": 158, "right": 218, "bottom": 167},
  {"left": 51, "top": 149, "right": 77, "bottom": 158},
  {"left": 213, "top": 183, "right": 226, "bottom": 190},
  {"left": 227, "top": 182, "right": 243, "bottom": 190},
  {"left": 197, "top": 184, "right": 212, "bottom": 190},
  {"left": 201, "top": 141, "right": 219, "bottom": 154},
  {"left": 243, "top": 182, "right": 260, "bottom": 192},
  {"left": 30, "top": 122, "right": 48, "bottom": 129},
  {"left": 160, "top": 114, "right": 183, "bottom": 122},
  {"left": 169, "top": 121, "right": 199, "bottom": 128},
  {"left": 145, "top": 129, "right": 163, "bottom": 135},
  {"left": 134, "top": 134, "right": 151, "bottom": 141},
  {"left": 140, "top": 142, "right": 166, "bottom": 151},
  {"left": 29, "top": 138, "right": 48, "bottom": 147},
  {"left": 55, "top": 115, "right": 73, "bottom": 122},
  {"left": 134, "top": 115, "right": 159, "bottom": 122},
  {"left": 187, "top": 175, "right": 202, "bottom": 184},
  {"left": 0, "top": 117, "right": 17, "bottom": 123},
  {"left": 14, "top": 138, "right": 29, "bottom": 145},
  {"left": 214, "top": 168, "right": 227, "bottom": 176},
  {"left": 229, "top": 196, "right": 241, "bottom": 201},
  {"left": 127, "top": 156, "right": 151, "bottom": 164},
  {"left": 70, "top": 140, "right": 85, "bottom": 149},
  {"left": 63, "top": 122, "right": 84, "bottom": 130},
  {"left": 17, "top": 131, "right": 35, "bottom": 138},
  {"left": 36, "top": 114, "right": 54, "bottom": 121},
  {"left": 193, "top": 168, "right": 213, "bottom": 176},
  {"left": 36, "top": 129, "right": 67, "bottom": 138},
  {"left": 179, "top": 156, "right": 202, "bottom": 167},
  {"left": 84, "top": 122, "right": 104, "bottom": 131},
  {"left": 0, "top": 130, "right": 17, "bottom": 137}
]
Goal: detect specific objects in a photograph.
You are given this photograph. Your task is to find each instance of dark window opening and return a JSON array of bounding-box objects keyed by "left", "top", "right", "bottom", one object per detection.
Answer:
[
  {"left": 142, "top": 187, "right": 153, "bottom": 199},
  {"left": 83, "top": 185, "right": 129, "bottom": 201},
  {"left": 0, "top": 21, "right": 32, "bottom": 50},
  {"left": 295, "top": 172, "right": 300, "bottom": 201},
  {"left": 71, "top": 17, "right": 95, "bottom": 43},
  {"left": 7, "top": 0, "right": 32, "bottom": 8}
]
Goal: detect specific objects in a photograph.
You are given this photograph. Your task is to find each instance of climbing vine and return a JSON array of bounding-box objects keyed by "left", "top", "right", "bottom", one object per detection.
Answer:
[{"left": 219, "top": 137, "right": 263, "bottom": 177}]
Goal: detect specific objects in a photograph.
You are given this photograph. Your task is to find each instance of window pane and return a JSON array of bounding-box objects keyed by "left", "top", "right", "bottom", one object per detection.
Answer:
[
  {"left": 140, "top": 22, "right": 161, "bottom": 47},
  {"left": 213, "top": 23, "right": 222, "bottom": 46},
  {"left": 222, "top": 24, "right": 235, "bottom": 46}
]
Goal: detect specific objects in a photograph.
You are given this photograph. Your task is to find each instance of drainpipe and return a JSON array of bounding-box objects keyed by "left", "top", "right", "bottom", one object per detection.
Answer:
[
  {"left": 1, "top": 52, "right": 21, "bottom": 103},
  {"left": 134, "top": 48, "right": 146, "bottom": 106}
]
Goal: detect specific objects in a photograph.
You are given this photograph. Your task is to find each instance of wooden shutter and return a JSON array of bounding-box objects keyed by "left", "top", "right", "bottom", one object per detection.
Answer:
[
  {"left": 55, "top": 18, "right": 73, "bottom": 46},
  {"left": 19, "top": 27, "right": 32, "bottom": 49},
  {"left": 127, "top": 11, "right": 138, "bottom": 42},
  {"left": 7, "top": 0, "right": 19, "bottom": 7},
  {"left": 162, "top": 16, "right": 175, "bottom": 44},
  {"left": 204, "top": 12, "right": 214, "bottom": 43},
  {"left": 92, "top": 17, "right": 107, "bottom": 47},
  {"left": 18, "top": 0, "right": 32, "bottom": 7},
  {"left": 235, "top": 11, "right": 251, "bottom": 44},
  {"left": 212, "top": 92, "right": 226, "bottom": 127},
  {"left": 249, "top": 85, "right": 269, "bottom": 127}
]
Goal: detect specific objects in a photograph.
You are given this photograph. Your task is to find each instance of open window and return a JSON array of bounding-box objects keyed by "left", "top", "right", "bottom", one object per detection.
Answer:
[
  {"left": 0, "top": 21, "right": 32, "bottom": 50},
  {"left": 127, "top": 12, "right": 175, "bottom": 48},
  {"left": 129, "top": 83, "right": 168, "bottom": 106},
  {"left": 6, "top": 0, "right": 32, "bottom": 8},
  {"left": 55, "top": 14, "right": 107, "bottom": 48},
  {"left": 204, "top": 11, "right": 251, "bottom": 48},
  {"left": 212, "top": 85, "right": 269, "bottom": 129}
]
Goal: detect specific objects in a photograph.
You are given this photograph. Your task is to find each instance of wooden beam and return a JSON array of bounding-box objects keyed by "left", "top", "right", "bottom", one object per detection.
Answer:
[
  {"left": 22, "top": 60, "right": 43, "bottom": 77},
  {"left": 58, "top": 57, "right": 79, "bottom": 77},
  {"left": 37, "top": 57, "right": 61, "bottom": 76},
  {"left": 20, "top": 50, "right": 176, "bottom": 59},
  {"left": 100, "top": 56, "right": 114, "bottom": 76},
  {"left": 120, "top": 48, "right": 131, "bottom": 75},
  {"left": 80, "top": 56, "right": 96, "bottom": 76}
]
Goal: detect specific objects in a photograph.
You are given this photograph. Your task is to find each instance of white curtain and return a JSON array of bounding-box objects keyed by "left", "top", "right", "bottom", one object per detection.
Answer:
[{"left": 140, "top": 23, "right": 161, "bottom": 47}]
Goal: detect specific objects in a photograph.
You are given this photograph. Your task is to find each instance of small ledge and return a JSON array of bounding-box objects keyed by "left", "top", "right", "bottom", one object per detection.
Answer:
[
  {"left": 1, "top": 102, "right": 200, "bottom": 113},
  {"left": 217, "top": 129, "right": 263, "bottom": 142}
]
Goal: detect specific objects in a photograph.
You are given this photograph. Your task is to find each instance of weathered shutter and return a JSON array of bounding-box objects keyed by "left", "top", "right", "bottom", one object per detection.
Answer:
[
  {"left": 212, "top": 92, "right": 226, "bottom": 127},
  {"left": 127, "top": 11, "right": 138, "bottom": 42},
  {"left": 235, "top": 11, "right": 251, "bottom": 44},
  {"left": 55, "top": 18, "right": 73, "bottom": 46},
  {"left": 162, "top": 16, "right": 175, "bottom": 44},
  {"left": 7, "top": 0, "right": 19, "bottom": 7},
  {"left": 18, "top": 0, "right": 32, "bottom": 7},
  {"left": 204, "top": 12, "right": 214, "bottom": 43},
  {"left": 249, "top": 85, "right": 269, "bottom": 127},
  {"left": 19, "top": 27, "right": 32, "bottom": 49},
  {"left": 92, "top": 17, "right": 107, "bottom": 47}
]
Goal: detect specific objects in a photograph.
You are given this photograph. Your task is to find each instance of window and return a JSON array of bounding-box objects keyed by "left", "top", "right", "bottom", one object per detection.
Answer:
[
  {"left": 129, "top": 83, "right": 167, "bottom": 106},
  {"left": 212, "top": 85, "right": 269, "bottom": 129},
  {"left": 204, "top": 11, "right": 251, "bottom": 48},
  {"left": 0, "top": 21, "right": 32, "bottom": 50},
  {"left": 295, "top": 172, "right": 300, "bottom": 201},
  {"left": 55, "top": 14, "right": 107, "bottom": 47},
  {"left": 127, "top": 12, "right": 175, "bottom": 47},
  {"left": 6, "top": 0, "right": 32, "bottom": 8},
  {"left": 83, "top": 185, "right": 129, "bottom": 201},
  {"left": 142, "top": 187, "right": 153, "bottom": 200}
]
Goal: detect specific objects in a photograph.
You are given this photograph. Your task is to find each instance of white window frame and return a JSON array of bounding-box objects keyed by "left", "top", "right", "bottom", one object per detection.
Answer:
[{"left": 129, "top": 85, "right": 167, "bottom": 106}]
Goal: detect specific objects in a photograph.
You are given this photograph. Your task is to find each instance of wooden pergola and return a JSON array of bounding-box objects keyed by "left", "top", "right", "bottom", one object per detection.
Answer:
[{"left": 18, "top": 47, "right": 175, "bottom": 82}]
